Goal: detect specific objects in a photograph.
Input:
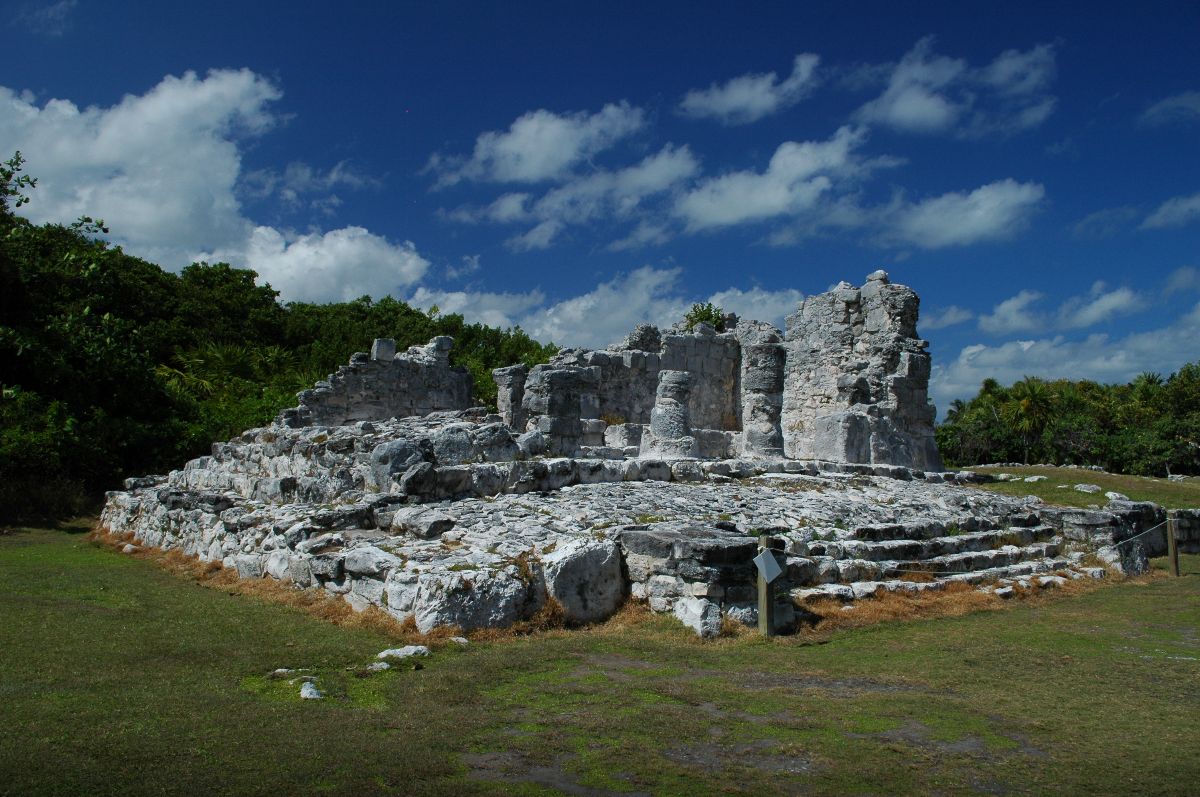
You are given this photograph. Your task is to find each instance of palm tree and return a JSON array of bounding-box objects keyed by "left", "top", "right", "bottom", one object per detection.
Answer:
[
  {"left": 944, "top": 399, "right": 967, "bottom": 424},
  {"left": 1003, "top": 376, "right": 1056, "bottom": 464}
]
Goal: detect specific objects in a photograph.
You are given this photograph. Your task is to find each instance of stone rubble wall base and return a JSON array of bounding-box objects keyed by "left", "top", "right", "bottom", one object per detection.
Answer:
[{"left": 100, "top": 457, "right": 1172, "bottom": 638}]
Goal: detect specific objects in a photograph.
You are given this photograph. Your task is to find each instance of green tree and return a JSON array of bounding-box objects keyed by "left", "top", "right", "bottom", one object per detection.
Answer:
[{"left": 1002, "top": 376, "right": 1057, "bottom": 464}]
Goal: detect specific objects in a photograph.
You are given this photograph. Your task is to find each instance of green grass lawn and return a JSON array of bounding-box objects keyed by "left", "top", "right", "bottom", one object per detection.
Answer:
[
  {"left": 968, "top": 465, "right": 1200, "bottom": 509},
  {"left": 2, "top": 524, "right": 1198, "bottom": 796}
]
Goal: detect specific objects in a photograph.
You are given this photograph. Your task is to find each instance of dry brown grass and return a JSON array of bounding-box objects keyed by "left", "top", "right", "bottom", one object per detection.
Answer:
[
  {"left": 88, "top": 526, "right": 470, "bottom": 647},
  {"left": 797, "top": 581, "right": 1002, "bottom": 636},
  {"left": 786, "top": 572, "right": 1135, "bottom": 642},
  {"left": 89, "top": 522, "right": 1157, "bottom": 650}
]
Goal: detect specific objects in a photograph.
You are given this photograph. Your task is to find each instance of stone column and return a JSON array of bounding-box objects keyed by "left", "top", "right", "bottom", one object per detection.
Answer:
[
  {"left": 740, "top": 343, "right": 785, "bottom": 457},
  {"left": 639, "top": 370, "right": 698, "bottom": 459},
  {"left": 521, "top": 366, "right": 586, "bottom": 456},
  {"left": 492, "top": 364, "right": 528, "bottom": 430}
]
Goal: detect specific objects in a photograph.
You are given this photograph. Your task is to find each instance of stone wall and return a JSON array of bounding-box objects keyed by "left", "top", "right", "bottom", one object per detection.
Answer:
[
  {"left": 781, "top": 271, "right": 942, "bottom": 470},
  {"left": 550, "top": 348, "right": 660, "bottom": 424},
  {"left": 278, "top": 336, "right": 473, "bottom": 428},
  {"left": 659, "top": 332, "right": 741, "bottom": 431},
  {"left": 499, "top": 271, "right": 941, "bottom": 470},
  {"left": 546, "top": 325, "right": 741, "bottom": 432}
]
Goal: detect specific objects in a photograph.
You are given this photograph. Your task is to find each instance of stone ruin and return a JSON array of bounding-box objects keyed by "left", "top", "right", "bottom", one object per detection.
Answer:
[
  {"left": 101, "top": 272, "right": 1200, "bottom": 637},
  {"left": 490, "top": 269, "right": 941, "bottom": 469}
]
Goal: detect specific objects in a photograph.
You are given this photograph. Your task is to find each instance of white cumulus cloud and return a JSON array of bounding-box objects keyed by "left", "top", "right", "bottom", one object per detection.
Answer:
[
  {"left": 209, "top": 226, "right": 429, "bottom": 304},
  {"left": 1071, "top": 206, "right": 1140, "bottom": 240},
  {"left": 673, "top": 126, "right": 873, "bottom": 231},
  {"left": 856, "top": 37, "right": 1056, "bottom": 137},
  {"left": 426, "top": 102, "right": 645, "bottom": 187},
  {"left": 1055, "top": 282, "right": 1145, "bottom": 329},
  {"left": 1142, "top": 191, "right": 1200, "bottom": 229},
  {"left": 408, "top": 266, "right": 806, "bottom": 349},
  {"left": 930, "top": 302, "right": 1200, "bottom": 410},
  {"left": 678, "top": 54, "right": 820, "bottom": 125},
  {"left": 921, "top": 305, "right": 975, "bottom": 330},
  {"left": 1164, "top": 266, "right": 1200, "bottom": 295},
  {"left": 450, "top": 145, "right": 700, "bottom": 251},
  {"left": 889, "top": 179, "right": 1044, "bottom": 248},
  {"left": 0, "top": 69, "right": 437, "bottom": 304},
  {"left": 977, "top": 282, "right": 1147, "bottom": 336},
  {"left": 978, "top": 290, "right": 1046, "bottom": 334},
  {"left": 409, "top": 286, "right": 546, "bottom": 330},
  {"left": 1140, "top": 91, "right": 1200, "bottom": 126},
  {"left": 706, "top": 285, "right": 805, "bottom": 328},
  {"left": 0, "top": 69, "right": 280, "bottom": 266}
]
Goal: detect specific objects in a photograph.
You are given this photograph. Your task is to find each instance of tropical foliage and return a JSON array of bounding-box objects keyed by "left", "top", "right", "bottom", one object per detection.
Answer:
[
  {"left": 0, "top": 154, "right": 555, "bottom": 523},
  {"left": 936, "top": 371, "right": 1200, "bottom": 476}
]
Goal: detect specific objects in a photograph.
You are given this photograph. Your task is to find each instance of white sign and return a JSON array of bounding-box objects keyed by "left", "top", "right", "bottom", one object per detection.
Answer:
[{"left": 753, "top": 548, "right": 782, "bottom": 583}]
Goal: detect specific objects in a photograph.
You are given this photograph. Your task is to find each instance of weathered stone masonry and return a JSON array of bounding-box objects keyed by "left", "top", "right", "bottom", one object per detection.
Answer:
[
  {"left": 499, "top": 270, "right": 942, "bottom": 470},
  {"left": 277, "top": 336, "right": 472, "bottom": 428},
  {"left": 101, "top": 271, "right": 1197, "bottom": 638}
]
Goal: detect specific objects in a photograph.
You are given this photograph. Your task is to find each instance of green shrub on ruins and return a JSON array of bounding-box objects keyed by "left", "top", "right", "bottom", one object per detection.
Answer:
[{"left": 683, "top": 302, "right": 725, "bottom": 332}]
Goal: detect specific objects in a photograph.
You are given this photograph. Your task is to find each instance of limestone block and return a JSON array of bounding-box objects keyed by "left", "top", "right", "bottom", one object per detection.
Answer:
[
  {"left": 431, "top": 424, "right": 480, "bottom": 465},
  {"left": 492, "top": 364, "right": 528, "bottom": 429},
  {"left": 264, "top": 550, "right": 291, "bottom": 580},
  {"left": 646, "top": 575, "right": 686, "bottom": 612},
  {"left": 392, "top": 507, "right": 456, "bottom": 539},
  {"left": 541, "top": 539, "right": 624, "bottom": 623},
  {"left": 412, "top": 567, "right": 539, "bottom": 633},
  {"left": 604, "top": 424, "right": 643, "bottom": 448},
  {"left": 371, "top": 338, "right": 397, "bottom": 361},
  {"left": 343, "top": 546, "right": 402, "bottom": 578},
  {"left": 516, "top": 429, "right": 546, "bottom": 457},
  {"left": 234, "top": 553, "right": 264, "bottom": 579},
  {"left": 672, "top": 596, "right": 722, "bottom": 638},
  {"left": 369, "top": 440, "right": 425, "bottom": 488}
]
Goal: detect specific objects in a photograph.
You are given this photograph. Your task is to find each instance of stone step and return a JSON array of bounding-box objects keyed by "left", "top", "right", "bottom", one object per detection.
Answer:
[
  {"left": 790, "top": 558, "right": 1102, "bottom": 604},
  {"left": 847, "top": 513, "right": 1042, "bottom": 543},
  {"left": 881, "top": 540, "right": 1061, "bottom": 579},
  {"left": 809, "top": 526, "right": 1058, "bottom": 562},
  {"left": 788, "top": 540, "right": 1062, "bottom": 587}
]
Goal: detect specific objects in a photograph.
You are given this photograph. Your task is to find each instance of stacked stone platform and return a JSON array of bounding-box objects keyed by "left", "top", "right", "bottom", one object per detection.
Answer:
[
  {"left": 99, "top": 272, "right": 1199, "bottom": 637},
  {"left": 104, "top": 436, "right": 1177, "bottom": 637}
]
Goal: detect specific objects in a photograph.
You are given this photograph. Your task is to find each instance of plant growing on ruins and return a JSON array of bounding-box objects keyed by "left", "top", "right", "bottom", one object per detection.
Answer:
[{"left": 683, "top": 302, "right": 725, "bottom": 332}]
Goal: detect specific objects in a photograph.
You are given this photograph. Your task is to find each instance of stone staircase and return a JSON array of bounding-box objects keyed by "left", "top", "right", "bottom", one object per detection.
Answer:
[{"left": 785, "top": 518, "right": 1103, "bottom": 605}]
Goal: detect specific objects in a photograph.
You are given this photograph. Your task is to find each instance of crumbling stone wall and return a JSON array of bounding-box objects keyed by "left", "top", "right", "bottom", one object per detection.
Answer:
[
  {"left": 781, "top": 271, "right": 942, "bottom": 470},
  {"left": 659, "top": 332, "right": 741, "bottom": 431},
  {"left": 278, "top": 336, "right": 473, "bottom": 428},
  {"left": 548, "top": 327, "right": 741, "bottom": 432},
  {"left": 500, "top": 271, "right": 941, "bottom": 469},
  {"left": 550, "top": 348, "right": 660, "bottom": 424}
]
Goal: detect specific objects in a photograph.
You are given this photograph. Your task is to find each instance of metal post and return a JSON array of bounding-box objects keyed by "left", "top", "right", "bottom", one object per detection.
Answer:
[
  {"left": 1167, "top": 511, "right": 1181, "bottom": 577},
  {"left": 758, "top": 534, "right": 776, "bottom": 637}
]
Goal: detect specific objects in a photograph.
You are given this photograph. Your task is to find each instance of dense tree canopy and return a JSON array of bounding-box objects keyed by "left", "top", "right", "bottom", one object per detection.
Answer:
[
  {"left": 936, "top": 370, "right": 1200, "bottom": 476},
  {"left": 0, "top": 154, "right": 555, "bottom": 523}
]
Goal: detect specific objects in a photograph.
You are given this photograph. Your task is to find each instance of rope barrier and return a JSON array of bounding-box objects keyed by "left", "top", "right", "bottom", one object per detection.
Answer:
[{"left": 1109, "top": 520, "right": 1169, "bottom": 547}]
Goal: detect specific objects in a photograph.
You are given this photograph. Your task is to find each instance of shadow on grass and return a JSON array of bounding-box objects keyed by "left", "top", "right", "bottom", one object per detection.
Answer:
[{"left": 1, "top": 516, "right": 96, "bottom": 536}]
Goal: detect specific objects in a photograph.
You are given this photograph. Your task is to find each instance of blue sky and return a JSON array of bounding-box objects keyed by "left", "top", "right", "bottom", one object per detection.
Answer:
[{"left": 3, "top": 1, "right": 1199, "bottom": 412}]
